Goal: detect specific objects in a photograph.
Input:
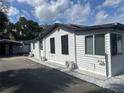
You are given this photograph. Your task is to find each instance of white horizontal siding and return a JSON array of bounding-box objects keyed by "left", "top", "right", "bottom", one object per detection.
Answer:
[
  {"left": 45, "top": 29, "right": 75, "bottom": 65},
  {"left": 31, "top": 41, "right": 41, "bottom": 59},
  {"left": 76, "top": 33, "right": 107, "bottom": 76}
]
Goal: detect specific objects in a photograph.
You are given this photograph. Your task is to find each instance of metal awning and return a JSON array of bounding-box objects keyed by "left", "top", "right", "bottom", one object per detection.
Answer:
[{"left": 0, "top": 39, "right": 23, "bottom": 45}]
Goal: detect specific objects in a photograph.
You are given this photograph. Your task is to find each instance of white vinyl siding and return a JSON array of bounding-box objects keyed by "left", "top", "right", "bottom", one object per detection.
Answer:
[
  {"left": 76, "top": 32, "right": 108, "bottom": 76},
  {"left": 45, "top": 29, "right": 75, "bottom": 65},
  {"left": 31, "top": 41, "right": 41, "bottom": 59}
]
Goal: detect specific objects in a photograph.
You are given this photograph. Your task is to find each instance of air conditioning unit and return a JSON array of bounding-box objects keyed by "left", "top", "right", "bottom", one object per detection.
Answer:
[{"left": 65, "top": 61, "right": 77, "bottom": 71}]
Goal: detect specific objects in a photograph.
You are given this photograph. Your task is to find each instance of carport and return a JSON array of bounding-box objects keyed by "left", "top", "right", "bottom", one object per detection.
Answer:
[{"left": 0, "top": 39, "right": 22, "bottom": 56}]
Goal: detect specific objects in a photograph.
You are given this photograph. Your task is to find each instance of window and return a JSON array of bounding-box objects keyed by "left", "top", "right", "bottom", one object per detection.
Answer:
[
  {"left": 50, "top": 38, "right": 55, "bottom": 53},
  {"left": 111, "top": 34, "right": 123, "bottom": 55},
  {"left": 40, "top": 40, "right": 43, "bottom": 50},
  {"left": 95, "top": 34, "right": 105, "bottom": 55},
  {"left": 61, "top": 35, "right": 69, "bottom": 54},
  {"left": 85, "top": 36, "right": 93, "bottom": 54},
  {"left": 33, "top": 43, "right": 35, "bottom": 49},
  {"left": 85, "top": 34, "right": 105, "bottom": 55}
]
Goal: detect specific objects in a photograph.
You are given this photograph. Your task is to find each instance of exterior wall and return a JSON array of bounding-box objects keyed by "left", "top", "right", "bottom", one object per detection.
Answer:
[
  {"left": 44, "top": 29, "right": 75, "bottom": 65},
  {"left": 75, "top": 31, "right": 111, "bottom": 76},
  {"left": 40, "top": 39, "right": 45, "bottom": 58},
  {"left": 31, "top": 41, "right": 41, "bottom": 59},
  {"left": 22, "top": 44, "right": 30, "bottom": 54},
  {"left": 12, "top": 44, "right": 30, "bottom": 55},
  {"left": 13, "top": 45, "right": 18, "bottom": 54},
  {"left": 111, "top": 34, "right": 124, "bottom": 76},
  {"left": 5, "top": 45, "right": 9, "bottom": 55}
]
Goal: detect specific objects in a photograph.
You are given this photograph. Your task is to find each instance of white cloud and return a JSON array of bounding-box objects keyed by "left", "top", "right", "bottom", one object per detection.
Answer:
[
  {"left": 34, "top": 0, "right": 71, "bottom": 22},
  {"left": 64, "top": 3, "right": 91, "bottom": 24},
  {"left": 102, "top": 0, "right": 121, "bottom": 7},
  {"left": 16, "top": 0, "right": 47, "bottom": 7},
  {"left": 8, "top": 6, "right": 20, "bottom": 16},
  {"left": 95, "top": 10, "right": 108, "bottom": 24},
  {"left": 15, "top": 0, "right": 92, "bottom": 24},
  {"left": 95, "top": 6, "right": 124, "bottom": 25}
]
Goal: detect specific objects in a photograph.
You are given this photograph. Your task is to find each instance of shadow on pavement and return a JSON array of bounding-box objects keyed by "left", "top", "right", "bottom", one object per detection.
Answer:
[
  {"left": 0, "top": 67, "right": 78, "bottom": 93},
  {"left": 0, "top": 67, "right": 116, "bottom": 93}
]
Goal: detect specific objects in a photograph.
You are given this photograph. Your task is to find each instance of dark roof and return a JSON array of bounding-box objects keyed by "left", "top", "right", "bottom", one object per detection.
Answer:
[
  {"left": 30, "top": 23, "right": 124, "bottom": 42},
  {"left": 77, "top": 23, "right": 124, "bottom": 31},
  {"left": 41, "top": 23, "right": 124, "bottom": 38},
  {"left": 39, "top": 23, "right": 81, "bottom": 39}
]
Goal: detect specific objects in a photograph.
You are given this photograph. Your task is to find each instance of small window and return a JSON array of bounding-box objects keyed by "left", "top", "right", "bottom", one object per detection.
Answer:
[
  {"left": 50, "top": 38, "right": 55, "bottom": 53},
  {"left": 85, "top": 35, "right": 93, "bottom": 55},
  {"left": 117, "top": 34, "right": 123, "bottom": 54},
  {"left": 61, "top": 35, "right": 69, "bottom": 54},
  {"left": 40, "top": 40, "right": 43, "bottom": 50},
  {"left": 33, "top": 43, "right": 35, "bottom": 49},
  {"left": 95, "top": 34, "right": 105, "bottom": 55},
  {"left": 111, "top": 34, "right": 123, "bottom": 55}
]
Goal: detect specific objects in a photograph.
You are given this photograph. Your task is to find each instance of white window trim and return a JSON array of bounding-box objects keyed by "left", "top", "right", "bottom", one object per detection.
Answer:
[{"left": 84, "top": 34, "right": 105, "bottom": 57}]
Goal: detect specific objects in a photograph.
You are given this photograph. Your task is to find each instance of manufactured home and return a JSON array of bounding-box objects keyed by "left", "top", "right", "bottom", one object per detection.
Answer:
[{"left": 30, "top": 23, "right": 124, "bottom": 77}]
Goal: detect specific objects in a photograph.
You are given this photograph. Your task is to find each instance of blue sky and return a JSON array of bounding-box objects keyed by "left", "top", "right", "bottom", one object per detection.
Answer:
[{"left": 7, "top": 0, "right": 124, "bottom": 25}]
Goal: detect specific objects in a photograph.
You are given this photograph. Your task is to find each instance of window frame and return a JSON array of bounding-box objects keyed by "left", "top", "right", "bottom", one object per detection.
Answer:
[
  {"left": 85, "top": 34, "right": 105, "bottom": 56},
  {"left": 85, "top": 35, "right": 94, "bottom": 55},
  {"left": 111, "top": 33, "right": 123, "bottom": 56},
  {"left": 61, "top": 35, "right": 69, "bottom": 55},
  {"left": 50, "top": 37, "right": 55, "bottom": 54},
  {"left": 40, "top": 40, "right": 43, "bottom": 50},
  {"left": 95, "top": 34, "right": 105, "bottom": 55}
]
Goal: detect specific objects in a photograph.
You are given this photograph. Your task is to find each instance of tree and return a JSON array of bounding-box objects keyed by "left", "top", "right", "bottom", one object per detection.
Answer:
[
  {"left": 0, "top": 11, "right": 8, "bottom": 32},
  {"left": 0, "top": 0, "right": 9, "bottom": 13},
  {"left": 14, "top": 17, "right": 43, "bottom": 40},
  {"left": 0, "top": 0, "right": 9, "bottom": 32}
]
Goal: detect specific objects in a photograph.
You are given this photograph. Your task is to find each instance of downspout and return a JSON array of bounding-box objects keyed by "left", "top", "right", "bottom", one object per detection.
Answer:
[{"left": 73, "top": 31, "right": 78, "bottom": 68}]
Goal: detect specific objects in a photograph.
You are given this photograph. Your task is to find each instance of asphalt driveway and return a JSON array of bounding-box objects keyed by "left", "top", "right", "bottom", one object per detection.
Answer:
[{"left": 0, "top": 57, "right": 115, "bottom": 93}]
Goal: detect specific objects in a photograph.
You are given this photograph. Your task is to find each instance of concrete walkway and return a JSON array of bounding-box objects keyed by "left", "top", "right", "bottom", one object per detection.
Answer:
[{"left": 29, "top": 57, "right": 124, "bottom": 93}]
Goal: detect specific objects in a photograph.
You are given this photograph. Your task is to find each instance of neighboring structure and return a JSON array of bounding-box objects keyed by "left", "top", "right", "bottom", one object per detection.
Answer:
[
  {"left": 30, "top": 23, "right": 124, "bottom": 77},
  {"left": 0, "top": 39, "right": 31, "bottom": 56},
  {"left": 0, "top": 39, "right": 22, "bottom": 56},
  {"left": 19, "top": 40, "right": 31, "bottom": 55}
]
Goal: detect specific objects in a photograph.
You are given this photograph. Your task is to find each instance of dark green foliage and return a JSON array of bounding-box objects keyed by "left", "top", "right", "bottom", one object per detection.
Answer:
[
  {"left": 0, "top": 11, "right": 8, "bottom": 32},
  {"left": 13, "top": 17, "right": 43, "bottom": 40}
]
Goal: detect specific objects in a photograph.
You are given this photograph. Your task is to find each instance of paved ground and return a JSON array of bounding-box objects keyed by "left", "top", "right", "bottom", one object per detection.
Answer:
[{"left": 0, "top": 57, "right": 116, "bottom": 93}]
